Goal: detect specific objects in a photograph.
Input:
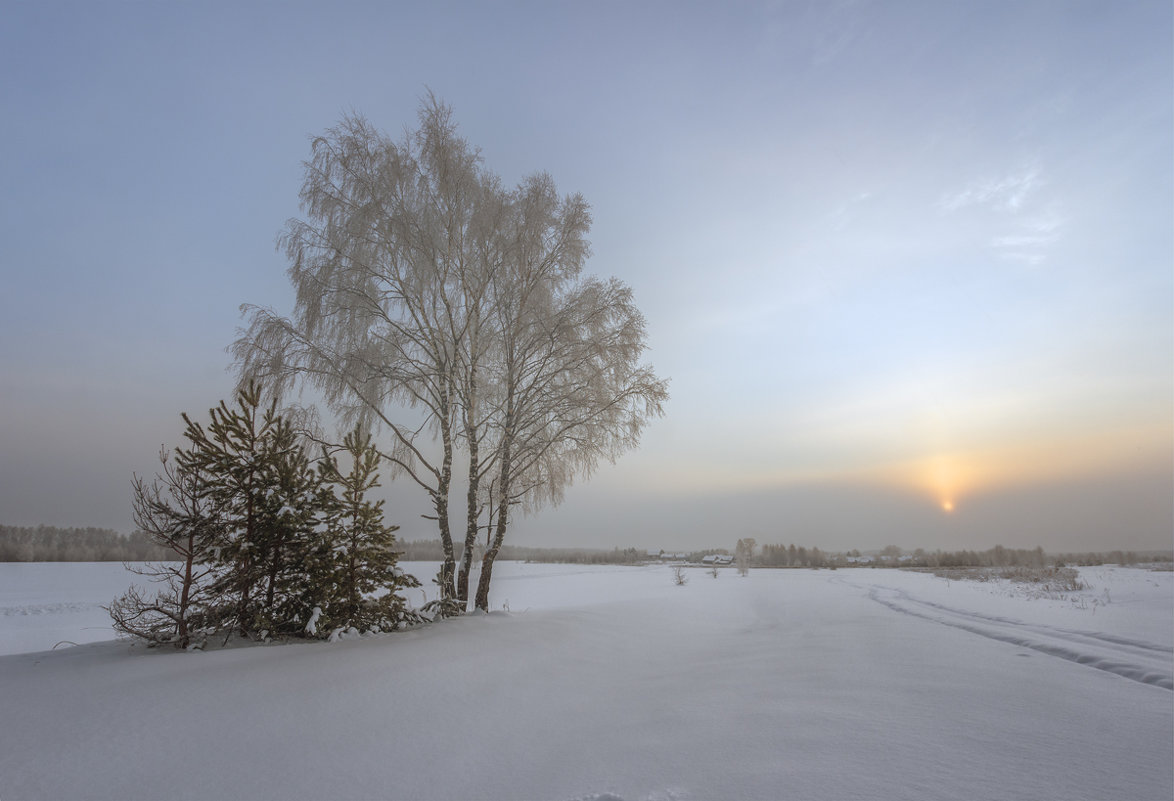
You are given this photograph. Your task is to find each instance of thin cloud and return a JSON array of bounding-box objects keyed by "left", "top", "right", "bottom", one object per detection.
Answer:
[
  {"left": 939, "top": 165, "right": 1042, "bottom": 213},
  {"left": 808, "top": 0, "right": 871, "bottom": 66},
  {"left": 990, "top": 208, "right": 1064, "bottom": 264},
  {"left": 940, "top": 166, "right": 1063, "bottom": 264},
  {"left": 828, "top": 189, "right": 875, "bottom": 231}
]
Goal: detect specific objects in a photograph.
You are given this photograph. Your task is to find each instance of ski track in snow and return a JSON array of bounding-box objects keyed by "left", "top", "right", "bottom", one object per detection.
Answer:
[{"left": 848, "top": 578, "right": 1174, "bottom": 691}]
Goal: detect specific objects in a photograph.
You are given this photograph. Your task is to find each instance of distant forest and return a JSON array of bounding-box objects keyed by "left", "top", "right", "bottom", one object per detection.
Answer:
[
  {"left": 0, "top": 525, "right": 172, "bottom": 562},
  {"left": 398, "top": 541, "right": 1171, "bottom": 569},
  {"left": 398, "top": 540, "right": 648, "bottom": 565},
  {"left": 756, "top": 544, "right": 1170, "bottom": 569},
  {"left": 1, "top": 526, "right": 1168, "bottom": 568},
  {"left": 0, "top": 527, "right": 649, "bottom": 565}
]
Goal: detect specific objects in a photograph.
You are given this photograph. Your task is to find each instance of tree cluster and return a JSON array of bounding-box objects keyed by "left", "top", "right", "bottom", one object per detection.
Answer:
[
  {"left": 0, "top": 525, "right": 170, "bottom": 562},
  {"left": 685, "top": 548, "right": 731, "bottom": 563},
  {"left": 1052, "top": 550, "right": 1166, "bottom": 567},
  {"left": 892, "top": 547, "right": 1173, "bottom": 569},
  {"left": 234, "top": 96, "right": 667, "bottom": 612},
  {"left": 758, "top": 543, "right": 830, "bottom": 568},
  {"left": 109, "top": 383, "right": 419, "bottom": 649},
  {"left": 917, "top": 545, "right": 1046, "bottom": 569}
]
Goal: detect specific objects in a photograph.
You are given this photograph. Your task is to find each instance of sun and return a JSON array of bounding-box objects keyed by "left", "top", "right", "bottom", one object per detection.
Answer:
[{"left": 940, "top": 499, "right": 955, "bottom": 513}]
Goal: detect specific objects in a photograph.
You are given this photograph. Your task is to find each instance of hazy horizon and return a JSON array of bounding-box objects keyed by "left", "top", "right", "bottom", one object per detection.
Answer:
[{"left": 1, "top": 1, "right": 1170, "bottom": 554}]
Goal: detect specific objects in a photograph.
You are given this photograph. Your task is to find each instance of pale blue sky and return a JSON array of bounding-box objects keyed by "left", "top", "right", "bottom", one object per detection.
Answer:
[{"left": 1, "top": 1, "right": 1170, "bottom": 552}]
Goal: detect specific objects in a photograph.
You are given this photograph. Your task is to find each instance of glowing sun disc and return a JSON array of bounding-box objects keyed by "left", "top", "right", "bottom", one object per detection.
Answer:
[{"left": 941, "top": 500, "right": 955, "bottom": 512}]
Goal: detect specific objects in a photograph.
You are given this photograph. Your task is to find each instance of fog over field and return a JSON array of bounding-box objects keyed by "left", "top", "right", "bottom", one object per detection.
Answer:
[{"left": 1, "top": 1, "right": 1170, "bottom": 553}]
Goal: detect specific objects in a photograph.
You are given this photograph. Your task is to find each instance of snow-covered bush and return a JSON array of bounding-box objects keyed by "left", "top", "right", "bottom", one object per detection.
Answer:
[
  {"left": 107, "top": 449, "right": 219, "bottom": 649},
  {"left": 932, "top": 565, "right": 1084, "bottom": 592}
]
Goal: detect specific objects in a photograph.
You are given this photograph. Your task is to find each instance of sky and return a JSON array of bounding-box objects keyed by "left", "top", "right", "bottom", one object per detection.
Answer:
[{"left": 1, "top": 0, "right": 1170, "bottom": 554}]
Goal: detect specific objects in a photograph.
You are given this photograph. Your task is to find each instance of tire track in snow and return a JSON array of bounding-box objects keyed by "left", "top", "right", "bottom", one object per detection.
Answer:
[
  {"left": 850, "top": 580, "right": 1173, "bottom": 691},
  {"left": 886, "top": 591, "right": 1173, "bottom": 657}
]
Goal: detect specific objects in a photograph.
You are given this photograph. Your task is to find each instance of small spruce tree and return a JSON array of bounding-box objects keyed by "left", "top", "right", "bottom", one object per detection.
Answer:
[
  {"left": 257, "top": 418, "right": 332, "bottom": 636},
  {"left": 178, "top": 381, "right": 280, "bottom": 635},
  {"left": 177, "top": 381, "right": 329, "bottom": 638},
  {"left": 318, "top": 427, "right": 420, "bottom": 634}
]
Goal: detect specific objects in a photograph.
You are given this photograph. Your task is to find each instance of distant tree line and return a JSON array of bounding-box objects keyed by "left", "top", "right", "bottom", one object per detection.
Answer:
[
  {"left": 397, "top": 539, "right": 645, "bottom": 565},
  {"left": 0, "top": 525, "right": 171, "bottom": 562},
  {"left": 883, "top": 546, "right": 1170, "bottom": 568},
  {"left": 10, "top": 523, "right": 1168, "bottom": 574},
  {"left": 685, "top": 548, "right": 730, "bottom": 562},
  {"left": 397, "top": 541, "right": 1171, "bottom": 570},
  {"left": 749, "top": 544, "right": 1172, "bottom": 569},
  {"left": 1052, "top": 550, "right": 1170, "bottom": 567},
  {"left": 910, "top": 545, "right": 1048, "bottom": 569},
  {"left": 758, "top": 543, "right": 831, "bottom": 568}
]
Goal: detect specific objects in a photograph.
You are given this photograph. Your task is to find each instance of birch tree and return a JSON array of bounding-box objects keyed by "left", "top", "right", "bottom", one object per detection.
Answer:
[
  {"left": 234, "top": 98, "right": 489, "bottom": 612},
  {"left": 469, "top": 173, "right": 667, "bottom": 610},
  {"left": 474, "top": 269, "right": 668, "bottom": 610},
  {"left": 235, "top": 96, "right": 668, "bottom": 614},
  {"left": 736, "top": 538, "right": 756, "bottom": 576},
  {"left": 450, "top": 175, "right": 508, "bottom": 609}
]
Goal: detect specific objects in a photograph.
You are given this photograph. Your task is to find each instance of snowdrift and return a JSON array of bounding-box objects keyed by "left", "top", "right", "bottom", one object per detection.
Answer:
[{"left": 1, "top": 562, "right": 1170, "bottom": 800}]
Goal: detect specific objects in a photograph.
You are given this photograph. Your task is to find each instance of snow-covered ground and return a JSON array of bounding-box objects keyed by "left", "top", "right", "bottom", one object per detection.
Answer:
[
  {"left": 0, "top": 561, "right": 139, "bottom": 656},
  {"left": 1, "top": 562, "right": 1170, "bottom": 801}
]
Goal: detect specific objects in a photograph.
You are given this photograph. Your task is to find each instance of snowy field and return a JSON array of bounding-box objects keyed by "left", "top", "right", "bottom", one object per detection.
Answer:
[{"left": 1, "top": 561, "right": 1171, "bottom": 801}]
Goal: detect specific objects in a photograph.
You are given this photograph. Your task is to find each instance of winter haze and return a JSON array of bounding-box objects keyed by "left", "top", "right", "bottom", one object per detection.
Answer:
[{"left": 1, "top": 1, "right": 1170, "bottom": 553}]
